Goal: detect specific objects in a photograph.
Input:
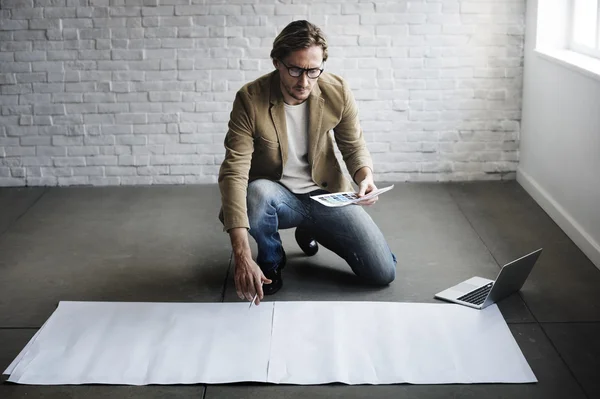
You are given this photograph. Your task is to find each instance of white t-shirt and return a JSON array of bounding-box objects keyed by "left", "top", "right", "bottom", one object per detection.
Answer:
[{"left": 279, "top": 101, "right": 320, "bottom": 194}]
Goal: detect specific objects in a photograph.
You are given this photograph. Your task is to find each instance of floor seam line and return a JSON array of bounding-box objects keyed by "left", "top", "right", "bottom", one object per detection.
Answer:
[
  {"left": 219, "top": 250, "right": 233, "bottom": 303},
  {"left": 0, "top": 187, "right": 48, "bottom": 239},
  {"left": 538, "top": 321, "right": 600, "bottom": 324},
  {"left": 446, "top": 185, "right": 503, "bottom": 271},
  {"left": 539, "top": 323, "right": 591, "bottom": 399},
  {"left": 446, "top": 185, "right": 543, "bottom": 325},
  {"left": 0, "top": 327, "right": 40, "bottom": 330}
]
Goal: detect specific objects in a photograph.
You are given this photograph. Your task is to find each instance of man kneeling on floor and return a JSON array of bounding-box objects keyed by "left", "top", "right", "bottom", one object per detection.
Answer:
[{"left": 218, "top": 20, "right": 397, "bottom": 305}]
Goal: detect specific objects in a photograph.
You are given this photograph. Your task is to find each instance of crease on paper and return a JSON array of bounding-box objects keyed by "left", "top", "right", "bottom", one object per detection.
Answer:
[{"left": 265, "top": 302, "right": 276, "bottom": 383}]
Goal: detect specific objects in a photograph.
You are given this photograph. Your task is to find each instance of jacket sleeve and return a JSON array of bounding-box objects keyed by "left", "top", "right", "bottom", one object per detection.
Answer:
[
  {"left": 332, "top": 79, "right": 374, "bottom": 183},
  {"left": 218, "top": 90, "right": 255, "bottom": 232}
]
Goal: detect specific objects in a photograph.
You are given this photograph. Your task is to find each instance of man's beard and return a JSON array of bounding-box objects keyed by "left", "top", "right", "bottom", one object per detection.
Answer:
[{"left": 288, "top": 84, "right": 309, "bottom": 101}]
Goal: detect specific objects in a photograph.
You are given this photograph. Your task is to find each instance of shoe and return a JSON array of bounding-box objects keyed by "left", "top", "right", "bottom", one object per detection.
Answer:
[
  {"left": 261, "top": 251, "right": 286, "bottom": 296},
  {"left": 295, "top": 227, "right": 319, "bottom": 256}
]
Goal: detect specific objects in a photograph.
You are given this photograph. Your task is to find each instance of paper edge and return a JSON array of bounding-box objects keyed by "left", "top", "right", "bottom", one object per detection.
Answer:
[{"left": 2, "top": 301, "right": 68, "bottom": 375}]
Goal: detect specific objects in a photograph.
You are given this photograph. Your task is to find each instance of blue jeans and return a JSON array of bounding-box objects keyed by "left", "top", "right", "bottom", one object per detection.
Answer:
[{"left": 246, "top": 179, "right": 397, "bottom": 286}]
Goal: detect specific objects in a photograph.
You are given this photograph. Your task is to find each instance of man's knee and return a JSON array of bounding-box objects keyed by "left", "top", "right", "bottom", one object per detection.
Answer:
[
  {"left": 247, "top": 179, "right": 276, "bottom": 214},
  {"left": 247, "top": 179, "right": 287, "bottom": 232},
  {"left": 248, "top": 179, "right": 273, "bottom": 202},
  {"left": 350, "top": 256, "right": 396, "bottom": 286},
  {"left": 371, "top": 265, "right": 396, "bottom": 286},
  {"left": 363, "top": 253, "right": 396, "bottom": 286}
]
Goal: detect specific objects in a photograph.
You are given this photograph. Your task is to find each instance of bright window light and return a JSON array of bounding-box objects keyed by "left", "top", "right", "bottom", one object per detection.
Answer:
[
  {"left": 571, "top": 0, "right": 600, "bottom": 59},
  {"left": 572, "top": 0, "right": 598, "bottom": 47}
]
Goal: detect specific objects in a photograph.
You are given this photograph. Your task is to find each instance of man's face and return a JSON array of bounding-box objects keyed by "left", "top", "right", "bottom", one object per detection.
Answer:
[{"left": 274, "top": 45, "right": 324, "bottom": 105}]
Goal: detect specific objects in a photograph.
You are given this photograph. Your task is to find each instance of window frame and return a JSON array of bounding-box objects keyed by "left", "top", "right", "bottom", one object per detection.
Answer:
[{"left": 569, "top": 0, "right": 600, "bottom": 60}]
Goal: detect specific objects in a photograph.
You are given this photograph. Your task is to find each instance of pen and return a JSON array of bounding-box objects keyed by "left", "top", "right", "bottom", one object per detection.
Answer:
[
  {"left": 249, "top": 292, "right": 258, "bottom": 308},
  {"left": 249, "top": 282, "right": 263, "bottom": 308}
]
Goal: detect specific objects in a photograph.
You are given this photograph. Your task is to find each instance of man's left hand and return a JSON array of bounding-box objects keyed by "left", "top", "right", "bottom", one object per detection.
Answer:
[{"left": 356, "top": 178, "right": 378, "bottom": 206}]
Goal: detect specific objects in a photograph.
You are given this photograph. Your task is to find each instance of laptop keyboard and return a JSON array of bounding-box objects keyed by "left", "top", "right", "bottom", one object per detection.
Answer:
[{"left": 457, "top": 282, "right": 494, "bottom": 305}]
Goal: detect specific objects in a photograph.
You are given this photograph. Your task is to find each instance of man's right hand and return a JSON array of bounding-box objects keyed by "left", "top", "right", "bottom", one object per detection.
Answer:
[
  {"left": 228, "top": 227, "right": 272, "bottom": 305},
  {"left": 233, "top": 255, "right": 272, "bottom": 305}
]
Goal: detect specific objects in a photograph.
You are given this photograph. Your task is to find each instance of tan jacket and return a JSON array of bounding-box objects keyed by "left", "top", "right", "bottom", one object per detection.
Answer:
[{"left": 218, "top": 70, "right": 374, "bottom": 231}]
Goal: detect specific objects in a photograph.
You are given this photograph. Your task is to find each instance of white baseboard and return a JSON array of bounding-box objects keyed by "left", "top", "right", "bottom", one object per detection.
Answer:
[{"left": 517, "top": 167, "right": 600, "bottom": 270}]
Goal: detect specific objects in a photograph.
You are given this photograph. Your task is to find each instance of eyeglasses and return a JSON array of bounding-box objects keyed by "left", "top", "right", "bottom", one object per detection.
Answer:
[{"left": 279, "top": 60, "right": 324, "bottom": 79}]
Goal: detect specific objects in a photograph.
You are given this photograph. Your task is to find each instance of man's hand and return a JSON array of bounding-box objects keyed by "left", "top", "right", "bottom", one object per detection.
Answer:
[
  {"left": 228, "top": 227, "right": 271, "bottom": 305},
  {"left": 233, "top": 254, "right": 271, "bottom": 305},
  {"left": 354, "top": 166, "right": 378, "bottom": 206}
]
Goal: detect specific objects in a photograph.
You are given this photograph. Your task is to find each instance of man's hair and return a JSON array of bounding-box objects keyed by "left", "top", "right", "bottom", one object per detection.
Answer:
[{"left": 270, "top": 20, "right": 328, "bottom": 62}]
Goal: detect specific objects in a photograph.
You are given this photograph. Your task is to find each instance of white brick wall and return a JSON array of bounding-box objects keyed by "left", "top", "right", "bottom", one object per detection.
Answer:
[{"left": 0, "top": 0, "right": 525, "bottom": 187}]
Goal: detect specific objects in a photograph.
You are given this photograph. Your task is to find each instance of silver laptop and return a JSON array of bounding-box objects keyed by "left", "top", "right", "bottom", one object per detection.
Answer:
[{"left": 434, "top": 248, "right": 542, "bottom": 309}]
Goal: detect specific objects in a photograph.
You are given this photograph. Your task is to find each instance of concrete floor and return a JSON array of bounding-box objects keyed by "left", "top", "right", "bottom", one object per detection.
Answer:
[{"left": 0, "top": 181, "right": 599, "bottom": 398}]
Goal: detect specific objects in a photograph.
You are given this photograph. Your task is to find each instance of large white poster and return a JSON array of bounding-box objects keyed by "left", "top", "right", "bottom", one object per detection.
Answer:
[{"left": 4, "top": 301, "right": 536, "bottom": 385}]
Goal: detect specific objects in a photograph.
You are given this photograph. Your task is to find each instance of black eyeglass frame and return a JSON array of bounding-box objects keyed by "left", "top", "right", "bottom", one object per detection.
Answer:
[{"left": 278, "top": 60, "right": 325, "bottom": 79}]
